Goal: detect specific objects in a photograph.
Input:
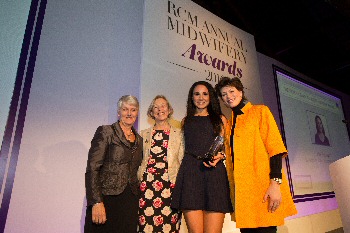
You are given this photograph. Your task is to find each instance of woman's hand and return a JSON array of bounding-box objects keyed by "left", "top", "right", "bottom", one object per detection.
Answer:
[
  {"left": 92, "top": 202, "right": 107, "bottom": 224},
  {"left": 263, "top": 180, "right": 282, "bottom": 213},
  {"left": 203, "top": 152, "right": 226, "bottom": 168}
]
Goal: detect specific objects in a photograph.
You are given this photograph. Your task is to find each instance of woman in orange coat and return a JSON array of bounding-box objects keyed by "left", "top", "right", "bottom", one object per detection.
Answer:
[{"left": 215, "top": 77, "right": 297, "bottom": 233}]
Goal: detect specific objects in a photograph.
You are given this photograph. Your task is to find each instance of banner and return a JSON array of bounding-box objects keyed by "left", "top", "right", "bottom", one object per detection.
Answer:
[{"left": 140, "top": 0, "right": 262, "bottom": 129}]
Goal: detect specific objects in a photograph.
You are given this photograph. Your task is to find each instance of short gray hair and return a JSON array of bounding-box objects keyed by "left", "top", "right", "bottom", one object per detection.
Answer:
[{"left": 117, "top": 95, "right": 139, "bottom": 111}]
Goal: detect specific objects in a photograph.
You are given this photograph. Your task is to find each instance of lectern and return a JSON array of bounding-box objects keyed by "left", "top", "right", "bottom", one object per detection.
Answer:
[{"left": 329, "top": 155, "right": 350, "bottom": 233}]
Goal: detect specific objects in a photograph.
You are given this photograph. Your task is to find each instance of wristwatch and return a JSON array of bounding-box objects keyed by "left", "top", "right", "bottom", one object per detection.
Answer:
[{"left": 272, "top": 178, "right": 282, "bottom": 185}]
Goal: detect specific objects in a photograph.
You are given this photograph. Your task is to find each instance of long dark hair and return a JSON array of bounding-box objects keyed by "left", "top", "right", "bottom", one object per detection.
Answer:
[
  {"left": 315, "top": 115, "right": 325, "bottom": 134},
  {"left": 184, "top": 81, "right": 223, "bottom": 136}
]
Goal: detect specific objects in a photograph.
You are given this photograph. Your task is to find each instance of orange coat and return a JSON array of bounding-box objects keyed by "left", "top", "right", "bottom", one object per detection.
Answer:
[{"left": 224, "top": 102, "right": 297, "bottom": 228}]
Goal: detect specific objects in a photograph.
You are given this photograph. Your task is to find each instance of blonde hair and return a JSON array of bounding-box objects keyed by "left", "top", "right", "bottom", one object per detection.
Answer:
[{"left": 147, "top": 95, "right": 174, "bottom": 120}]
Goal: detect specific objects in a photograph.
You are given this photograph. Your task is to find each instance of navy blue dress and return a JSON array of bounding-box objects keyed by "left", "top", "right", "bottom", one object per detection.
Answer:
[{"left": 171, "top": 116, "right": 233, "bottom": 213}]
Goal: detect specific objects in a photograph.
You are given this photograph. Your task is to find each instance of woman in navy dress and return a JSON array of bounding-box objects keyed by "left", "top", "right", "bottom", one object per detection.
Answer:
[{"left": 171, "top": 81, "right": 233, "bottom": 233}]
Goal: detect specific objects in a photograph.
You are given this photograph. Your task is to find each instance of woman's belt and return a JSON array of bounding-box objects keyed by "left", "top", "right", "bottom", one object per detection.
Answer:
[
  {"left": 185, "top": 151, "right": 214, "bottom": 163},
  {"left": 185, "top": 151, "right": 205, "bottom": 160}
]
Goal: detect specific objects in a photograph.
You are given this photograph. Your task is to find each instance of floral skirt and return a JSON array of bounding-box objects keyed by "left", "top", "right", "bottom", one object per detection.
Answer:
[{"left": 137, "top": 171, "right": 182, "bottom": 233}]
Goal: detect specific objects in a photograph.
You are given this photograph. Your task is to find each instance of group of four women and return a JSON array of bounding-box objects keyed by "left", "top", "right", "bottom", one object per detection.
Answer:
[{"left": 84, "top": 77, "right": 297, "bottom": 233}]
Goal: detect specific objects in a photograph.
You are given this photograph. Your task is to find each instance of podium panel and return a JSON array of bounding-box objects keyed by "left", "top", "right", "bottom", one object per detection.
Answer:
[{"left": 329, "top": 155, "right": 350, "bottom": 233}]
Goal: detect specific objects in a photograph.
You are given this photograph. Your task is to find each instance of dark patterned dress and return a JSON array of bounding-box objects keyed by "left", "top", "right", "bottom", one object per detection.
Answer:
[{"left": 138, "top": 129, "right": 181, "bottom": 233}]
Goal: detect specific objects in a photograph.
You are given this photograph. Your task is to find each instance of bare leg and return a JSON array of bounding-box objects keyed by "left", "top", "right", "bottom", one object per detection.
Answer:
[
  {"left": 203, "top": 211, "right": 225, "bottom": 233},
  {"left": 183, "top": 210, "right": 204, "bottom": 233}
]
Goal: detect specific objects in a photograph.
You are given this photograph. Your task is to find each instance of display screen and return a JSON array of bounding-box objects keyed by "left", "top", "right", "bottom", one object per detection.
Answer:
[{"left": 273, "top": 66, "right": 350, "bottom": 202}]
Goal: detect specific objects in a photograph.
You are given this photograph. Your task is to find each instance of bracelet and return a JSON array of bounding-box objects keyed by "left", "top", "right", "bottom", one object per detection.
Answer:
[{"left": 271, "top": 178, "right": 282, "bottom": 185}]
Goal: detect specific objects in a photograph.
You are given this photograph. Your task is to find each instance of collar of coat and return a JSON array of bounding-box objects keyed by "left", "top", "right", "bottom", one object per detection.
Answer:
[{"left": 112, "top": 121, "right": 140, "bottom": 153}]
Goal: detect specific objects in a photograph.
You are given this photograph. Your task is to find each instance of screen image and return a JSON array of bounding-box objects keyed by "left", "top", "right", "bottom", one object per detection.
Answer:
[
  {"left": 273, "top": 66, "right": 350, "bottom": 202},
  {"left": 307, "top": 111, "right": 331, "bottom": 146}
]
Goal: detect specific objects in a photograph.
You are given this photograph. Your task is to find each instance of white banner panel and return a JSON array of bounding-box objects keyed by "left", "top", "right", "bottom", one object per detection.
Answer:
[{"left": 140, "top": 0, "right": 262, "bottom": 130}]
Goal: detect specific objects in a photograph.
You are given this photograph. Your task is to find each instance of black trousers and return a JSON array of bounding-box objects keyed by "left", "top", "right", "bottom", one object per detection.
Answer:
[
  {"left": 84, "top": 185, "right": 139, "bottom": 233},
  {"left": 240, "top": 226, "right": 277, "bottom": 233}
]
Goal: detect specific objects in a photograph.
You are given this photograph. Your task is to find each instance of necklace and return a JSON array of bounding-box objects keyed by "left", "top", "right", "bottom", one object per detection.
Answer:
[
  {"left": 127, "top": 130, "right": 133, "bottom": 138},
  {"left": 119, "top": 121, "right": 133, "bottom": 139},
  {"left": 124, "top": 128, "right": 133, "bottom": 139}
]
